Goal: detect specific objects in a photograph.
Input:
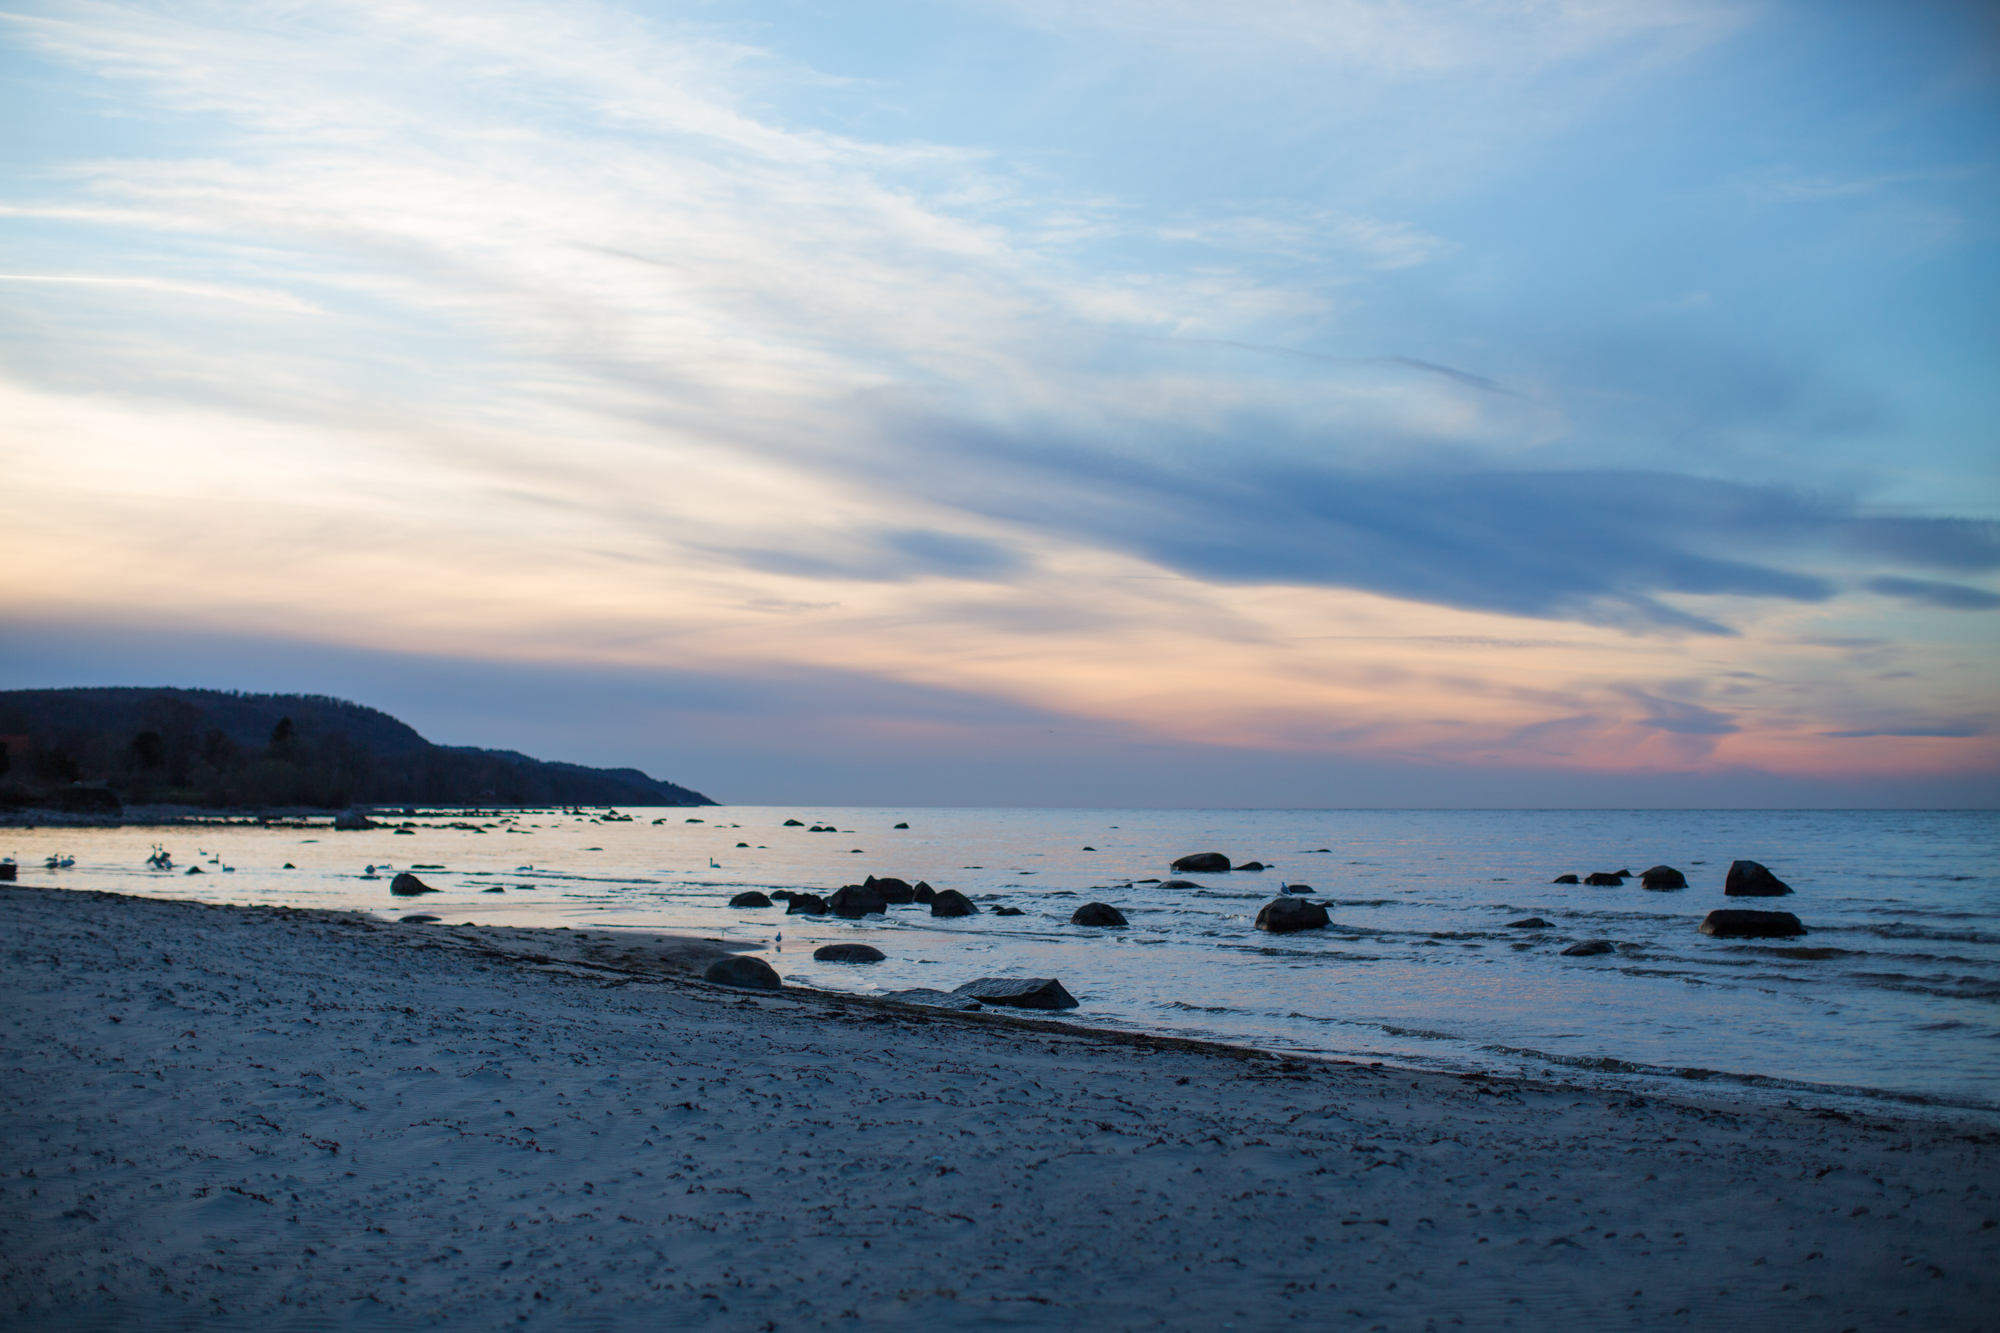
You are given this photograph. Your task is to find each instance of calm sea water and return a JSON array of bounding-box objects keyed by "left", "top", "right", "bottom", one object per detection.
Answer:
[{"left": 9, "top": 807, "right": 1998, "bottom": 1118}]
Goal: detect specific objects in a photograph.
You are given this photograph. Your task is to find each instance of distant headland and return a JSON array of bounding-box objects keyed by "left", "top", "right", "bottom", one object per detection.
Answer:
[{"left": 0, "top": 686, "right": 715, "bottom": 814}]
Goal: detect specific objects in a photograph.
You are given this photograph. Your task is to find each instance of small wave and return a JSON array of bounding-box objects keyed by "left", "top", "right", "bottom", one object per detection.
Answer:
[
  {"left": 1475, "top": 1042, "right": 2000, "bottom": 1114},
  {"left": 1165, "top": 1001, "right": 1245, "bottom": 1014},
  {"left": 1833, "top": 923, "right": 2000, "bottom": 945}
]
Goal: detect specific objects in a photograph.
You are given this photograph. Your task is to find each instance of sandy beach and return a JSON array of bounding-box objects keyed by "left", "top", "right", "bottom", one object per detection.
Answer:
[{"left": 2, "top": 884, "right": 1995, "bottom": 1331}]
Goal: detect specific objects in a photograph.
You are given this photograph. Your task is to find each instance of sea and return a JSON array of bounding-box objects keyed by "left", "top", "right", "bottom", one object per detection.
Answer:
[{"left": 9, "top": 807, "right": 1998, "bottom": 1121}]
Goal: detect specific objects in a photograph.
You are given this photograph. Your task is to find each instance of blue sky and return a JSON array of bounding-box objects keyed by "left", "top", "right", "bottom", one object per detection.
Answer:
[{"left": 2, "top": 0, "right": 1995, "bottom": 804}]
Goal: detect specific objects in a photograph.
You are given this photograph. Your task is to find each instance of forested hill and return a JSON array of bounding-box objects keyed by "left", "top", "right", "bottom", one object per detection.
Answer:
[{"left": 0, "top": 687, "right": 715, "bottom": 810}]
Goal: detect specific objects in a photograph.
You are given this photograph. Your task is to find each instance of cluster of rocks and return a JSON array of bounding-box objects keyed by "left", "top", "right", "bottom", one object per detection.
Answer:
[{"left": 1543, "top": 858, "right": 1805, "bottom": 947}]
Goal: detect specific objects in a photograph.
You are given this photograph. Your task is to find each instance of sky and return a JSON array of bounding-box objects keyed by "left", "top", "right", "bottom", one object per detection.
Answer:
[{"left": 1, "top": 0, "right": 1996, "bottom": 807}]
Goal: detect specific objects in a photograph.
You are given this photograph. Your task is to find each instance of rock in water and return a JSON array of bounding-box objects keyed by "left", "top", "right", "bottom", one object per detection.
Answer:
[
  {"left": 729, "top": 891, "right": 773, "bottom": 907},
  {"left": 1551, "top": 874, "right": 1580, "bottom": 884},
  {"left": 930, "top": 889, "right": 979, "bottom": 917},
  {"left": 1158, "top": 879, "right": 1200, "bottom": 890},
  {"left": 1725, "top": 860, "right": 1794, "bottom": 896},
  {"left": 1282, "top": 883, "right": 1315, "bottom": 895},
  {"left": 1255, "top": 897, "right": 1329, "bottom": 933},
  {"left": 813, "top": 943, "right": 886, "bottom": 963},
  {"left": 1071, "top": 903, "right": 1128, "bottom": 927},
  {"left": 1171, "top": 852, "right": 1232, "bottom": 873},
  {"left": 390, "top": 872, "right": 437, "bottom": 896},
  {"left": 784, "top": 892, "right": 828, "bottom": 916},
  {"left": 991, "top": 906, "right": 1024, "bottom": 916},
  {"left": 884, "top": 988, "right": 982, "bottom": 1011},
  {"left": 1700, "top": 909, "right": 1806, "bottom": 938},
  {"left": 1507, "top": 917, "right": 1551, "bottom": 928},
  {"left": 865, "top": 875, "right": 917, "bottom": 903},
  {"left": 950, "top": 977, "right": 1078, "bottom": 1010},
  {"left": 703, "top": 955, "right": 781, "bottom": 989},
  {"left": 1236, "top": 861, "right": 1268, "bottom": 871},
  {"left": 398, "top": 914, "right": 440, "bottom": 924},
  {"left": 913, "top": 881, "right": 937, "bottom": 904},
  {"left": 827, "top": 884, "right": 889, "bottom": 917},
  {"left": 1639, "top": 865, "right": 1687, "bottom": 890},
  {"left": 1561, "top": 939, "right": 1615, "bottom": 956},
  {"left": 332, "top": 809, "right": 375, "bottom": 831},
  {"left": 1583, "top": 872, "right": 1626, "bottom": 886}
]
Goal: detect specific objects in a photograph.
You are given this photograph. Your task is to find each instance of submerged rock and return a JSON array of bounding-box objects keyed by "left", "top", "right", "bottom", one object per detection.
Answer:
[
  {"left": 1560, "top": 939, "right": 1615, "bottom": 956},
  {"left": 1070, "top": 902, "right": 1127, "bottom": 927},
  {"left": 1171, "top": 852, "right": 1231, "bottom": 873},
  {"left": 1236, "top": 861, "right": 1268, "bottom": 871},
  {"left": 884, "top": 988, "right": 982, "bottom": 1011},
  {"left": 1158, "top": 879, "right": 1200, "bottom": 890},
  {"left": 991, "top": 906, "right": 1025, "bottom": 916},
  {"left": 1725, "top": 860, "right": 1794, "bottom": 896},
  {"left": 930, "top": 889, "right": 979, "bottom": 918},
  {"left": 1255, "top": 897, "right": 1330, "bottom": 933},
  {"left": 1507, "top": 917, "right": 1551, "bottom": 929},
  {"left": 1282, "top": 883, "right": 1315, "bottom": 895},
  {"left": 729, "top": 891, "right": 773, "bottom": 908},
  {"left": 1551, "top": 874, "right": 1580, "bottom": 885},
  {"left": 1639, "top": 865, "right": 1687, "bottom": 891},
  {"left": 1699, "top": 909, "right": 1806, "bottom": 938},
  {"left": 703, "top": 955, "right": 781, "bottom": 989},
  {"left": 398, "top": 914, "right": 441, "bottom": 924},
  {"left": 813, "top": 943, "right": 886, "bottom": 963},
  {"left": 1583, "top": 872, "right": 1626, "bottom": 886},
  {"left": 332, "top": 809, "right": 375, "bottom": 831},
  {"left": 784, "top": 892, "right": 828, "bottom": 916},
  {"left": 390, "top": 872, "right": 437, "bottom": 896},
  {"left": 951, "top": 977, "right": 1078, "bottom": 1010}
]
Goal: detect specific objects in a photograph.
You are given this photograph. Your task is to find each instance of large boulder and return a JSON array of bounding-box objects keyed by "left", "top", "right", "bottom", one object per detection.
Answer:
[
  {"left": 332, "top": 809, "right": 375, "bottom": 831},
  {"left": 390, "top": 872, "right": 438, "bottom": 896},
  {"left": 1699, "top": 909, "right": 1806, "bottom": 938},
  {"left": 930, "top": 889, "right": 979, "bottom": 917},
  {"left": 729, "top": 891, "right": 773, "bottom": 908},
  {"left": 1560, "top": 939, "right": 1615, "bottom": 956},
  {"left": 1583, "top": 872, "right": 1626, "bottom": 886},
  {"left": 56, "top": 787, "right": 121, "bottom": 815},
  {"left": 913, "top": 881, "right": 937, "bottom": 904},
  {"left": 827, "top": 884, "right": 888, "bottom": 917},
  {"left": 1171, "top": 852, "right": 1231, "bottom": 873},
  {"left": 1725, "top": 860, "right": 1793, "bottom": 896},
  {"left": 784, "top": 892, "right": 828, "bottom": 915},
  {"left": 1255, "top": 897, "right": 1330, "bottom": 933},
  {"left": 813, "top": 943, "right": 886, "bottom": 963},
  {"left": 703, "top": 955, "right": 781, "bottom": 989},
  {"left": 1639, "top": 865, "right": 1687, "bottom": 891},
  {"left": 1071, "top": 903, "right": 1127, "bottom": 927},
  {"left": 950, "top": 977, "right": 1078, "bottom": 1010},
  {"left": 865, "top": 875, "right": 917, "bottom": 903}
]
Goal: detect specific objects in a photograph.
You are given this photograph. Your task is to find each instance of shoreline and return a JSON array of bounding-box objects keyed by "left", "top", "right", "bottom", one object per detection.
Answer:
[{"left": 4, "top": 883, "right": 1996, "bottom": 1330}]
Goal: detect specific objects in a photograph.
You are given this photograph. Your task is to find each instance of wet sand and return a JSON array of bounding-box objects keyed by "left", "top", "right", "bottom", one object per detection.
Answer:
[{"left": 3, "top": 884, "right": 1995, "bottom": 1330}]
